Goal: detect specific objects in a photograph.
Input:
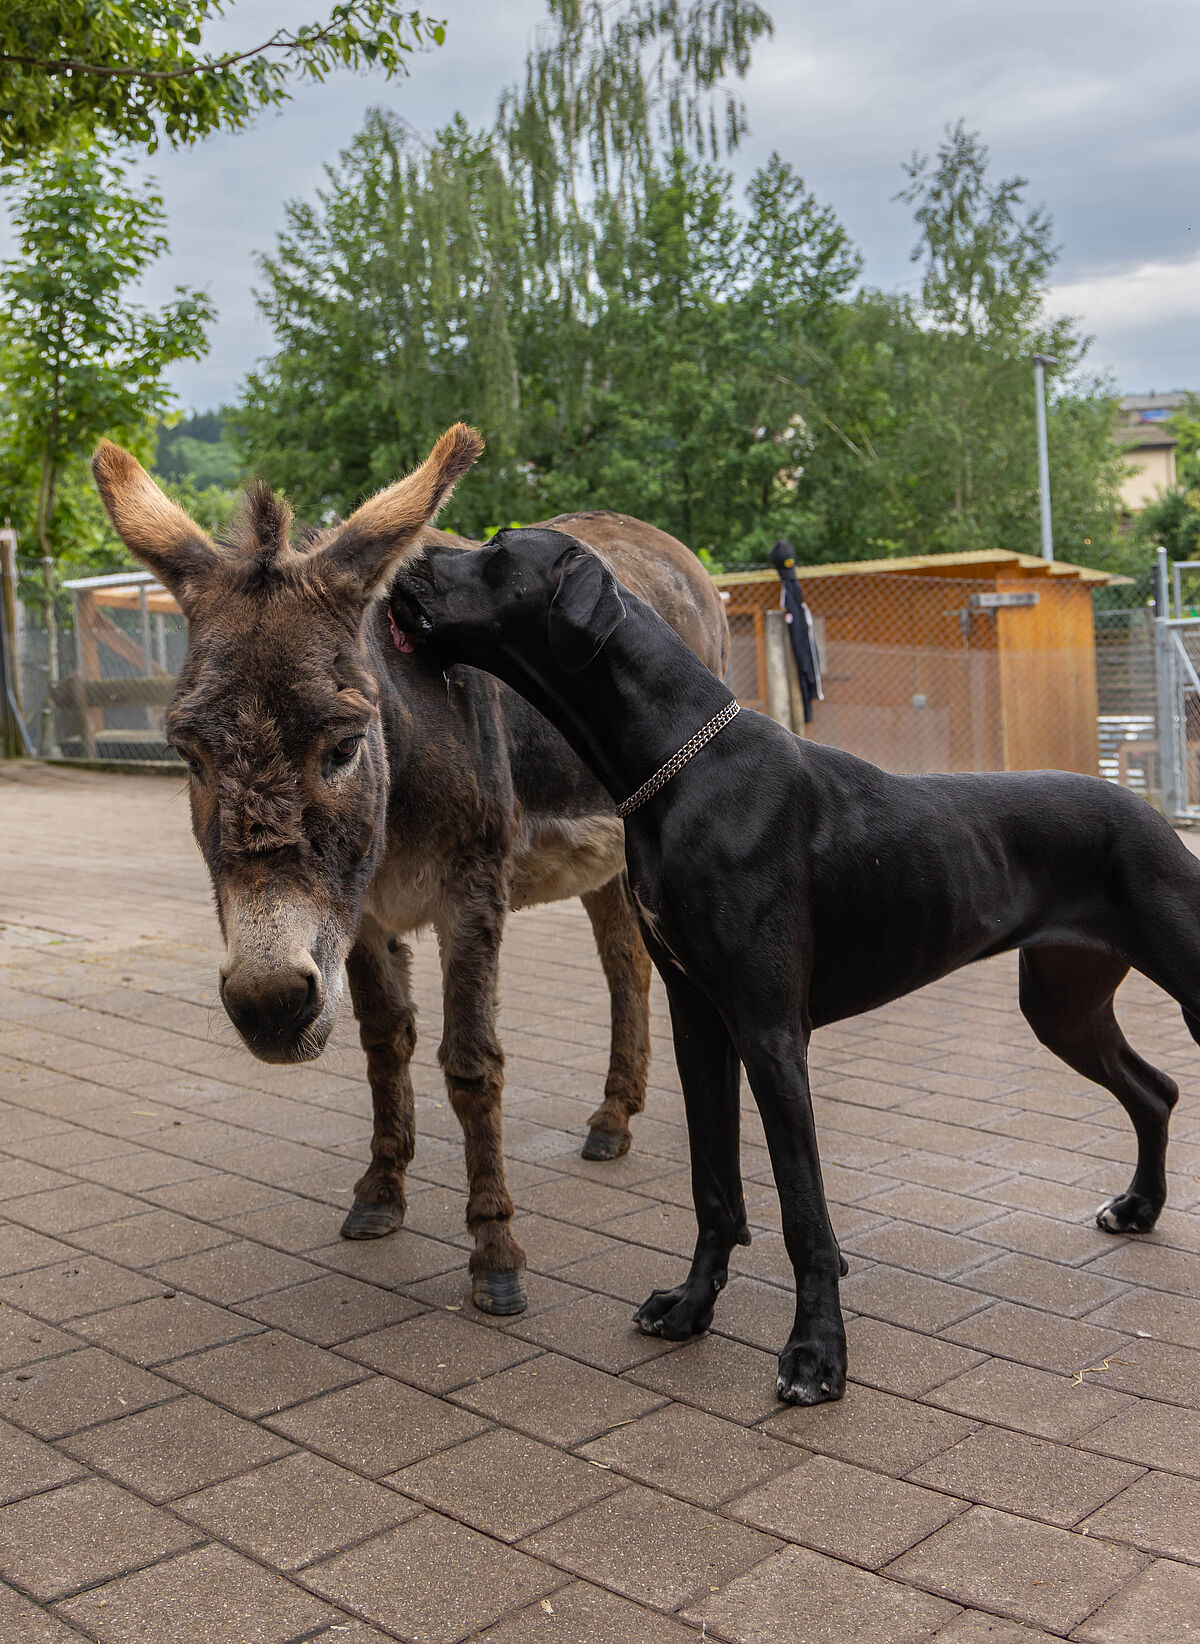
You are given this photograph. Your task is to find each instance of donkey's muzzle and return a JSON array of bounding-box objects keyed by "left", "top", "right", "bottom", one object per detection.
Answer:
[{"left": 220, "top": 960, "right": 324, "bottom": 1063}]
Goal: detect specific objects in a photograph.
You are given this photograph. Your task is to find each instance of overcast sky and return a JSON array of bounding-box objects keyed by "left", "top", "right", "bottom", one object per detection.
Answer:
[{"left": 54, "top": 0, "right": 1200, "bottom": 409}]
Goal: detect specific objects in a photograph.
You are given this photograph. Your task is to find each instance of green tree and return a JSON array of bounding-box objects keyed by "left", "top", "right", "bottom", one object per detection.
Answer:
[
  {"left": 0, "top": 137, "right": 213, "bottom": 561},
  {"left": 1, "top": 2, "right": 445, "bottom": 163},
  {"left": 1127, "top": 397, "right": 1200, "bottom": 568}
]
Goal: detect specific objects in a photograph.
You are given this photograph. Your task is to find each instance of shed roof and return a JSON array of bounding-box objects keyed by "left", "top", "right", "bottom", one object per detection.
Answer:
[{"left": 713, "top": 549, "right": 1128, "bottom": 588}]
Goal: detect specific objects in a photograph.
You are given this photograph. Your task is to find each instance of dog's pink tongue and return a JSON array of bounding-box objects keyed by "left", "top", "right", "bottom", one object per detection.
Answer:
[{"left": 388, "top": 610, "right": 417, "bottom": 653}]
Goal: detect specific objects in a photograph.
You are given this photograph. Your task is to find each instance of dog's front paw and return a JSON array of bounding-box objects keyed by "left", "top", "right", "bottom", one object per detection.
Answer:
[
  {"left": 634, "top": 1283, "right": 715, "bottom": 1340},
  {"left": 776, "top": 1329, "right": 846, "bottom": 1406},
  {"left": 1096, "top": 1191, "right": 1160, "bottom": 1234}
]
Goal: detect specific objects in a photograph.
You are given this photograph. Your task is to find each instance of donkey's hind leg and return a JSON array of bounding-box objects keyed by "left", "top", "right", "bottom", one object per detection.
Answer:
[
  {"left": 1019, "top": 944, "right": 1178, "bottom": 1234},
  {"left": 579, "top": 874, "right": 653, "bottom": 1160}
]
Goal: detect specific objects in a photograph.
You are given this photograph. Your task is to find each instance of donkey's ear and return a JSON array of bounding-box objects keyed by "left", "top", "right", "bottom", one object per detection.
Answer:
[
  {"left": 92, "top": 441, "right": 218, "bottom": 606},
  {"left": 319, "top": 423, "right": 485, "bottom": 599},
  {"left": 548, "top": 546, "right": 626, "bottom": 672}
]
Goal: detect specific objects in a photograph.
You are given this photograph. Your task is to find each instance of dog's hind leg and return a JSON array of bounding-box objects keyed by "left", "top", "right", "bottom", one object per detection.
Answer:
[
  {"left": 1019, "top": 944, "right": 1178, "bottom": 1234},
  {"left": 633, "top": 962, "right": 747, "bottom": 1343}
]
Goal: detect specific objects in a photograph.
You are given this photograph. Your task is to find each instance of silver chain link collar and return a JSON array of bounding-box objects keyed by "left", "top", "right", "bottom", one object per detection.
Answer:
[{"left": 616, "top": 699, "right": 741, "bottom": 819}]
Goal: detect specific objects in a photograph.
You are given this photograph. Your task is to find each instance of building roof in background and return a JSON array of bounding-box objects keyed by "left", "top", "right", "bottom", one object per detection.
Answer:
[
  {"left": 714, "top": 550, "right": 1129, "bottom": 587},
  {"left": 1120, "top": 392, "right": 1190, "bottom": 414},
  {"left": 1118, "top": 422, "right": 1178, "bottom": 450}
]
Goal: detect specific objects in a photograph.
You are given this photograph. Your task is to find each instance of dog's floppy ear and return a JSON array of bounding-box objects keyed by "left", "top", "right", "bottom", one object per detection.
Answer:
[{"left": 548, "top": 545, "right": 626, "bottom": 672}]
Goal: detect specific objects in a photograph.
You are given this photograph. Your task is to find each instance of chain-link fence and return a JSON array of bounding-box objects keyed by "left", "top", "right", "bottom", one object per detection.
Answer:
[
  {"left": 6, "top": 558, "right": 186, "bottom": 764},
  {"left": 0, "top": 548, "right": 1158, "bottom": 789},
  {"left": 715, "top": 554, "right": 1152, "bottom": 787}
]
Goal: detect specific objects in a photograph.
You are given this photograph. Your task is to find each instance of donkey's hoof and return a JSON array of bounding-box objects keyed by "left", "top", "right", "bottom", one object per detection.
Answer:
[
  {"left": 1097, "top": 1192, "right": 1159, "bottom": 1235},
  {"left": 472, "top": 1269, "right": 527, "bottom": 1315},
  {"left": 340, "top": 1198, "right": 403, "bottom": 1240},
  {"left": 582, "top": 1127, "right": 630, "bottom": 1161}
]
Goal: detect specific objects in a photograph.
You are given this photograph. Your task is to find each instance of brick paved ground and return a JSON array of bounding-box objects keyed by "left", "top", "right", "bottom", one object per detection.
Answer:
[{"left": 1, "top": 760, "right": 1199, "bottom": 1643}]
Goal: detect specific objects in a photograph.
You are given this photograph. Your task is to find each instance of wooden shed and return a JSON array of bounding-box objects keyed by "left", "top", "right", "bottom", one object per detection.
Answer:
[{"left": 714, "top": 550, "right": 1128, "bottom": 778}]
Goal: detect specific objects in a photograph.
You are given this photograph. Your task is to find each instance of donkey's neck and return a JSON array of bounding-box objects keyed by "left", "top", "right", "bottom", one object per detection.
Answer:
[{"left": 484, "top": 597, "right": 734, "bottom": 806}]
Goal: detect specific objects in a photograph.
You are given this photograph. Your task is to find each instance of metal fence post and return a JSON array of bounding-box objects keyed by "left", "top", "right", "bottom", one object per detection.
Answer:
[
  {"left": 1154, "top": 546, "right": 1180, "bottom": 818},
  {"left": 0, "top": 527, "right": 34, "bottom": 758}
]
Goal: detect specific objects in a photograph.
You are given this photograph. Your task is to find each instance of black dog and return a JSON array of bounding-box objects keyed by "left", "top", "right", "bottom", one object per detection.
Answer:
[{"left": 391, "top": 527, "right": 1196, "bottom": 1405}]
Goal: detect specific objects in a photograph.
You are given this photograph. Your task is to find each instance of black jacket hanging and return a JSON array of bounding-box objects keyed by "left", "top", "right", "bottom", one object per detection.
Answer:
[{"left": 769, "top": 539, "right": 823, "bottom": 723}]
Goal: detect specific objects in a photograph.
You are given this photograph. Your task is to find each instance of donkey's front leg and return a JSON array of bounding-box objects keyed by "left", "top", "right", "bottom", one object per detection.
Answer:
[
  {"left": 341, "top": 914, "right": 418, "bottom": 1240},
  {"left": 436, "top": 880, "right": 527, "bottom": 1315},
  {"left": 580, "top": 874, "right": 652, "bottom": 1160}
]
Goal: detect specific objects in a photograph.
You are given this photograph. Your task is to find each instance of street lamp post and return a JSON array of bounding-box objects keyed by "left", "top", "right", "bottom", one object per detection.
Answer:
[{"left": 1033, "top": 353, "right": 1058, "bottom": 562}]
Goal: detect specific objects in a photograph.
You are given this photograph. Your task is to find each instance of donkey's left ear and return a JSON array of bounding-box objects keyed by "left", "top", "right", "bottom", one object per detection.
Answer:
[
  {"left": 316, "top": 423, "right": 484, "bottom": 598},
  {"left": 548, "top": 546, "right": 626, "bottom": 672}
]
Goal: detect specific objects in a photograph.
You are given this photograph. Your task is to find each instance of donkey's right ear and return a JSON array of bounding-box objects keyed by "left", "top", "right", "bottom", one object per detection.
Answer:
[{"left": 92, "top": 441, "right": 218, "bottom": 605}]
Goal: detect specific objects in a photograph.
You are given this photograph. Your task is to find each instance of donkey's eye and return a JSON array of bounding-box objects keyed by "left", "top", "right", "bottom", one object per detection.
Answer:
[
  {"left": 325, "top": 735, "right": 363, "bottom": 775},
  {"left": 173, "top": 747, "right": 203, "bottom": 779}
]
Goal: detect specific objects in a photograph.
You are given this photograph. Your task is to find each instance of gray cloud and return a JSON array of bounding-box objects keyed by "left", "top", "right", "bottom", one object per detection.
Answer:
[{"left": 10, "top": 0, "right": 1197, "bottom": 406}]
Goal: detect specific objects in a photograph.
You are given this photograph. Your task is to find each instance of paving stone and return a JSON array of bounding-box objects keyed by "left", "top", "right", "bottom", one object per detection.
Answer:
[
  {"left": 763, "top": 1380, "right": 977, "bottom": 1475},
  {"left": 300, "top": 1511, "right": 562, "bottom": 1643},
  {"left": 340, "top": 1309, "right": 541, "bottom": 1392},
  {"left": 1087, "top": 1287, "right": 1200, "bottom": 1351},
  {"left": 579, "top": 1401, "right": 798, "bottom": 1508},
  {"left": 1078, "top": 1400, "right": 1200, "bottom": 1478},
  {"left": 709, "top": 1275, "right": 799, "bottom": 1353},
  {"left": 0, "top": 1253, "right": 162, "bottom": 1321},
  {"left": 148, "top": 1238, "right": 325, "bottom": 1303},
  {"left": 958, "top": 1253, "right": 1129, "bottom": 1318},
  {"left": 307, "top": 1230, "right": 469, "bottom": 1286},
  {"left": 472, "top": 1579, "right": 699, "bottom": 1643},
  {"left": 452, "top": 1352, "right": 665, "bottom": 1446},
  {"left": 556, "top": 1241, "right": 690, "bottom": 1305},
  {"left": 0, "top": 1302, "right": 75, "bottom": 1370},
  {"left": 840, "top": 1265, "right": 989, "bottom": 1333},
  {"left": 0, "top": 1227, "right": 78, "bottom": 1280},
  {"left": 146, "top": 1173, "right": 290, "bottom": 1220},
  {"left": 0, "top": 1347, "right": 173, "bottom": 1438},
  {"left": 884, "top": 1504, "right": 1145, "bottom": 1632},
  {"left": 929, "top": 1612, "right": 1063, "bottom": 1642},
  {"left": 237, "top": 1271, "right": 423, "bottom": 1346},
  {"left": 160, "top": 1328, "right": 364, "bottom": 1417},
  {"left": 846, "top": 1221, "right": 995, "bottom": 1280},
  {"left": 972, "top": 1211, "right": 1118, "bottom": 1267},
  {"left": 221, "top": 1197, "right": 348, "bottom": 1251},
  {"left": 177, "top": 1449, "right": 417, "bottom": 1569},
  {"left": 926, "top": 1357, "right": 1139, "bottom": 1442},
  {"left": 389, "top": 1426, "right": 621, "bottom": 1542},
  {"left": 1, "top": 1183, "right": 144, "bottom": 1234},
  {"left": 845, "top": 1316, "right": 984, "bottom": 1396},
  {"left": 624, "top": 1333, "right": 784, "bottom": 1424},
  {"left": 1082, "top": 1470, "right": 1200, "bottom": 1563},
  {"left": 61, "top": 1394, "right": 293, "bottom": 1501},
  {"left": 906, "top": 1424, "right": 1143, "bottom": 1527},
  {"left": 859, "top": 1183, "right": 1002, "bottom": 1232},
  {"left": 56, "top": 1542, "right": 340, "bottom": 1643},
  {"left": 520, "top": 1481, "right": 779, "bottom": 1609},
  {"left": 684, "top": 1542, "right": 960, "bottom": 1644},
  {"left": 266, "top": 1374, "right": 489, "bottom": 1475},
  {"left": 1094, "top": 1334, "right": 1200, "bottom": 1404},
  {"left": 0, "top": 1477, "right": 200, "bottom": 1600},
  {"left": 509, "top": 1290, "right": 682, "bottom": 1372},
  {"left": 1083, "top": 1240, "right": 1200, "bottom": 1297},
  {"left": 72, "top": 1292, "right": 261, "bottom": 1365},
  {"left": 0, "top": 1579, "right": 88, "bottom": 1642},
  {"left": 941, "top": 1302, "right": 1132, "bottom": 1376},
  {"left": 0, "top": 1415, "right": 85, "bottom": 1504},
  {"left": 1071, "top": 1556, "right": 1200, "bottom": 1641},
  {"left": 69, "top": 1209, "right": 231, "bottom": 1266},
  {"left": 729, "top": 1453, "right": 965, "bottom": 1568}
]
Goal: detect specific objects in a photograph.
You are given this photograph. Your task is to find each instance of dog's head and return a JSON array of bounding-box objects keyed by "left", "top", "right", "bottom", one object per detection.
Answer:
[{"left": 391, "top": 527, "right": 626, "bottom": 677}]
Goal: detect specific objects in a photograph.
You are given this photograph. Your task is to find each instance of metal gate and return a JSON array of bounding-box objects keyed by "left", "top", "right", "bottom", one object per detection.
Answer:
[{"left": 1154, "top": 548, "right": 1200, "bottom": 820}]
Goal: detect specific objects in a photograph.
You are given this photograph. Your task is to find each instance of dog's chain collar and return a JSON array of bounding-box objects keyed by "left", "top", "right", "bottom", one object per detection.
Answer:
[{"left": 616, "top": 699, "right": 741, "bottom": 820}]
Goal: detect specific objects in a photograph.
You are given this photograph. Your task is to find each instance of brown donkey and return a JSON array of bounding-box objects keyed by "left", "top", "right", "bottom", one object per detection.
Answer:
[{"left": 92, "top": 426, "right": 728, "bottom": 1312}]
